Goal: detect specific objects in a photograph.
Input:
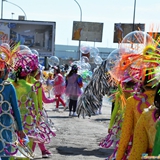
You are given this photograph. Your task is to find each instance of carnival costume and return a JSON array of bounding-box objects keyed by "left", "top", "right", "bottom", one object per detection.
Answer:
[
  {"left": 12, "top": 79, "right": 38, "bottom": 145},
  {"left": 11, "top": 51, "right": 40, "bottom": 160},
  {"left": 0, "top": 78, "right": 24, "bottom": 160},
  {"left": 129, "top": 105, "right": 157, "bottom": 160},
  {"left": 53, "top": 67, "right": 66, "bottom": 109},
  {"left": 0, "top": 44, "right": 34, "bottom": 160},
  {"left": 99, "top": 84, "right": 132, "bottom": 153},
  {"left": 25, "top": 54, "right": 56, "bottom": 158},
  {"left": 116, "top": 89, "right": 155, "bottom": 160}
]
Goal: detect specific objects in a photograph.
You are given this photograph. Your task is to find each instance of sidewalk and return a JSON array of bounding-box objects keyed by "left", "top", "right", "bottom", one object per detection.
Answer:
[{"left": 34, "top": 96, "right": 114, "bottom": 160}]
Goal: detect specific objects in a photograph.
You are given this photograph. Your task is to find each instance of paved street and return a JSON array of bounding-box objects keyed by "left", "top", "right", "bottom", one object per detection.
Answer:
[{"left": 34, "top": 96, "right": 114, "bottom": 160}]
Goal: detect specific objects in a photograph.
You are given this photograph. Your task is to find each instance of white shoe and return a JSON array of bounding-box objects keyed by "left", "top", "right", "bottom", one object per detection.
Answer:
[
  {"left": 54, "top": 108, "right": 59, "bottom": 111},
  {"left": 72, "top": 112, "right": 77, "bottom": 117},
  {"left": 99, "top": 110, "right": 102, "bottom": 114},
  {"left": 95, "top": 110, "right": 99, "bottom": 115}
]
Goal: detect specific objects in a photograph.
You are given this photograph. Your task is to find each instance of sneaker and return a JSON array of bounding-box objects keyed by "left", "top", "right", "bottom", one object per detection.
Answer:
[
  {"left": 42, "top": 150, "right": 52, "bottom": 158},
  {"left": 53, "top": 108, "right": 59, "bottom": 112},
  {"left": 69, "top": 112, "right": 72, "bottom": 116},
  {"left": 42, "top": 154, "right": 49, "bottom": 158},
  {"left": 72, "top": 112, "right": 77, "bottom": 117},
  {"left": 99, "top": 110, "right": 102, "bottom": 114},
  {"left": 95, "top": 110, "right": 99, "bottom": 115}
]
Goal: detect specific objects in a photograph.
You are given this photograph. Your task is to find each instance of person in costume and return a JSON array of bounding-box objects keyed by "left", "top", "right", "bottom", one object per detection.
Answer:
[
  {"left": 0, "top": 62, "right": 26, "bottom": 160},
  {"left": 115, "top": 76, "right": 157, "bottom": 160},
  {"left": 99, "top": 81, "right": 134, "bottom": 151},
  {"left": 52, "top": 65, "right": 66, "bottom": 111},
  {"left": 27, "top": 55, "right": 55, "bottom": 158},
  {"left": 35, "top": 68, "right": 56, "bottom": 104},
  {"left": 46, "top": 72, "right": 54, "bottom": 98},
  {"left": 128, "top": 82, "right": 160, "bottom": 159},
  {"left": 11, "top": 53, "right": 39, "bottom": 160},
  {"left": 65, "top": 65, "right": 83, "bottom": 116}
]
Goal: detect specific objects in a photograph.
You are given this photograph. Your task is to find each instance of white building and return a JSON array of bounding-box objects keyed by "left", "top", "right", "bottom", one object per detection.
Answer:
[{"left": 40, "top": 44, "right": 116, "bottom": 69}]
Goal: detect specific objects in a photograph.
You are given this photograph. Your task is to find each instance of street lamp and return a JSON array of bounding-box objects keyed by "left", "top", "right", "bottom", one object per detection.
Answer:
[
  {"left": 132, "top": 0, "right": 136, "bottom": 31},
  {"left": 74, "top": 0, "right": 82, "bottom": 21},
  {"left": 74, "top": 0, "right": 82, "bottom": 60},
  {"left": 1, "top": 0, "right": 27, "bottom": 20},
  {"left": 11, "top": 12, "right": 14, "bottom": 19}
]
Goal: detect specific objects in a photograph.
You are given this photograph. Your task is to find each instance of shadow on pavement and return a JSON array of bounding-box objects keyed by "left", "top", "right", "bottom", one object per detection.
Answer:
[
  {"left": 55, "top": 146, "right": 114, "bottom": 158},
  {"left": 94, "top": 118, "right": 110, "bottom": 122},
  {"left": 48, "top": 116, "right": 70, "bottom": 119}
]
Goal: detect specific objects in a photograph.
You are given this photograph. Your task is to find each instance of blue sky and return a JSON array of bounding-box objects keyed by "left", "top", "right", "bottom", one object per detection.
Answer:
[{"left": 1, "top": 0, "right": 160, "bottom": 48}]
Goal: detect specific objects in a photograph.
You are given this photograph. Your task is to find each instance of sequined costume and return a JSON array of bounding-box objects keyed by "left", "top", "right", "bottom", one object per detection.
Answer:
[
  {"left": 12, "top": 79, "right": 38, "bottom": 151},
  {"left": 129, "top": 106, "right": 157, "bottom": 160},
  {"left": 116, "top": 90, "right": 155, "bottom": 160},
  {"left": 100, "top": 87, "right": 132, "bottom": 159},
  {"left": 0, "top": 79, "right": 23, "bottom": 160}
]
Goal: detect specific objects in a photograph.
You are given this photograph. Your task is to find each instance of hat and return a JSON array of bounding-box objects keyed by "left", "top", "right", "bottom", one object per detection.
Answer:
[
  {"left": 0, "top": 45, "right": 11, "bottom": 71},
  {"left": 13, "top": 53, "right": 32, "bottom": 77}
]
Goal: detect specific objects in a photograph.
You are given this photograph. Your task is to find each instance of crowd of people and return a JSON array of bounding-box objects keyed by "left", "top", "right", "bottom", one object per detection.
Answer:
[
  {"left": 98, "top": 31, "right": 160, "bottom": 160},
  {"left": 2, "top": 30, "right": 160, "bottom": 160},
  {"left": 0, "top": 43, "right": 85, "bottom": 160}
]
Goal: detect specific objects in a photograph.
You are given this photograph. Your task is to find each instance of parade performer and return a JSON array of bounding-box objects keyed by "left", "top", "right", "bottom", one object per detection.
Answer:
[
  {"left": 46, "top": 72, "right": 54, "bottom": 98},
  {"left": 65, "top": 64, "right": 83, "bottom": 116},
  {"left": 128, "top": 82, "right": 160, "bottom": 159},
  {"left": 99, "top": 81, "right": 133, "bottom": 151},
  {"left": 115, "top": 76, "right": 156, "bottom": 160},
  {"left": 27, "top": 55, "right": 55, "bottom": 158},
  {"left": 0, "top": 59, "right": 26, "bottom": 160},
  {"left": 53, "top": 66, "right": 66, "bottom": 111},
  {"left": 11, "top": 52, "right": 39, "bottom": 160}
]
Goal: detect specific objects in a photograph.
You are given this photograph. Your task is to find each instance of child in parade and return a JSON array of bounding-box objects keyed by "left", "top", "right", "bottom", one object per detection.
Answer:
[
  {"left": 46, "top": 72, "right": 54, "bottom": 98},
  {"left": 52, "top": 66, "right": 66, "bottom": 111},
  {"left": 65, "top": 65, "right": 83, "bottom": 116},
  {"left": 27, "top": 56, "right": 55, "bottom": 158},
  {"left": 0, "top": 61, "right": 26, "bottom": 160},
  {"left": 128, "top": 82, "right": 160, "bottom": 159},
  {"left": 115, "top": 76, "right": 157, "bottom": 160},
  {"left": 11, "top": 54, "right": 39, "bottom": 160}
]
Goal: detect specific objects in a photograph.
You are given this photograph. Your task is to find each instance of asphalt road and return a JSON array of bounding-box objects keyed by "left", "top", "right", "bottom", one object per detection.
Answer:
[{"left": 33, "top": 96, "right": 114, "bottom": 160}]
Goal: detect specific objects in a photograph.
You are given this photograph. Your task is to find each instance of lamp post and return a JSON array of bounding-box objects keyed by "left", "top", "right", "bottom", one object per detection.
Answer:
[
  {"left": 74, "top": 0, "right": 82, "bottom": 60},
  {"left": 1, "top": 0, "right": 27, "bottom": 20},
  {"left": 74, "top": 0, "right": 82, "bottom": 21},
  {"left": 11, "top": 12, "right": 14, "bottom": 19},
  {"left": 1, "top": 0, "right": 3, "bottom": 19},
  {"left": 132, "top": 0, "right": 136, "bottom": 31}
]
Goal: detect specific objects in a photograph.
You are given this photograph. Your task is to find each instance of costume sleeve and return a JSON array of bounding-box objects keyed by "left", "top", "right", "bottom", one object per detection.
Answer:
[
  {"left": 116, "top": 97, "right": 134, "bottom": 160},
  {"left": 129, "top": 113, "right": 148, "bottom": 160},
  {"left": 31, "top": 88, "right": 39, "bottom": 115},
  {"left": 37, "top": 87, "right": 43, "bottom": 110},
  {"left": 10, "top": 84, "right": 23, "bottom": 131},
  {"left": 152, "top": 120, "right": 160, "bottom": 156},
  {"left": 42, "top": 87, "right": 56, "bottom": 103},
  {"left": 108, "top": 94, "right": 120, "bottom": 129}
]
